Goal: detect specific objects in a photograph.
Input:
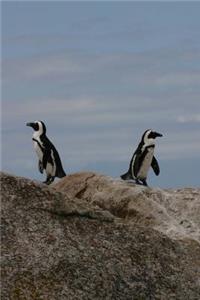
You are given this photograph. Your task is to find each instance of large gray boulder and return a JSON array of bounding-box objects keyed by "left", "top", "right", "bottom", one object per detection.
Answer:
[{"left": 1, "top": 172, "right": 200, "bottom": 299}]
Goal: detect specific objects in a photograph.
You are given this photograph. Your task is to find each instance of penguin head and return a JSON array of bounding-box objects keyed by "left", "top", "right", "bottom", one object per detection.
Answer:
[
  {"left": 26, "top": 121, "right": 46, "bottom": 134},
  {"left": 142, "top": 129, "right": 162, "bottom": 145}
]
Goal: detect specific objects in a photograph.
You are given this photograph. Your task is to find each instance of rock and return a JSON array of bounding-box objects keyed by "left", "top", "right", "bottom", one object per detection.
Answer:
[
  {"left": 1, "top": 171, "right": 200, "bottom": 299},
  {"left": 55, "top": 172, "right": 200, "bottom": 242}
]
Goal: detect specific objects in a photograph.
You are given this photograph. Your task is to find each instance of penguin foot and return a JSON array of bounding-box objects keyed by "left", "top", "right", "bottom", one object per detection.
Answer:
[
  {"left": 141, "top": 179, "right": 148, "bottom": 187},
  {"left": 43, "top": 177, "right": 55, "bottom": 185},
  {"left": 135, "top": 179, "right": 148, "bottom": 187}
]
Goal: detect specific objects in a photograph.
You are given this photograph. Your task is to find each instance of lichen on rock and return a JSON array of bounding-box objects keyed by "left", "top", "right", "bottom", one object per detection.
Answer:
[{"left": 1, "top": 172, "right": 200, "bottom": 299}]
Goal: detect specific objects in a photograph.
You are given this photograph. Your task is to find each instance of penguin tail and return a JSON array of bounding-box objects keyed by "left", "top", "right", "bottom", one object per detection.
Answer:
[
  {"left": 120, "top": 171, "right": 132, "bottom": 181},
  {"left": 59, "top": 172, "right": 66, "bottom": 178},
  {"left": 57, "top": 169, "right": 66, "bottom": 178}
]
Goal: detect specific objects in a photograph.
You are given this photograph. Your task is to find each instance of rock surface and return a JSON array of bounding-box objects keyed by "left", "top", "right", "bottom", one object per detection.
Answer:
[{"left": 1, "top": 171, "right": 200, "bottom": 299}]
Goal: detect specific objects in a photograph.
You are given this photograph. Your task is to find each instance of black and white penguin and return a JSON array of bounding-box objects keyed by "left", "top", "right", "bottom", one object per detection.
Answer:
[
  {"left": 121, "top": 129, "right": 162, "bottom": 186},
  {"left": 26, "top": 121, "right": 66, "bottom": 184}
]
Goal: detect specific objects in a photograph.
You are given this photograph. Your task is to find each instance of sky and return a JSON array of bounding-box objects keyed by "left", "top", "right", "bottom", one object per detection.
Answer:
[{"left": 1, "top": 1, "right": 200, "bottom": 188}]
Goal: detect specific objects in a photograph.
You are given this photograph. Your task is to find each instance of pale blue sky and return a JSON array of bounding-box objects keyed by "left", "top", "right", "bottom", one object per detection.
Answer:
[{"left": 2, "top": 1, "right": 200, "bottom": 188}]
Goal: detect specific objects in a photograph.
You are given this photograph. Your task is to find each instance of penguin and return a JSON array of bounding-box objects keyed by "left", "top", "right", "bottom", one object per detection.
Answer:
[
  {"left": 26, "top": 121, "right": 66, "bottom": 184},
  {"left": 121, "top": 129, "right": 162, "bottom": 186}
]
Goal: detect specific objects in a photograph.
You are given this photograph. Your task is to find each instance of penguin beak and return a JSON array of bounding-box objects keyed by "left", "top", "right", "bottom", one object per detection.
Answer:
[
  {"left": 26, "top": 122, "right": 35, "bottom": 129},
  {"left": 154, "top": 132, "right": 163, "bottom": 138}
]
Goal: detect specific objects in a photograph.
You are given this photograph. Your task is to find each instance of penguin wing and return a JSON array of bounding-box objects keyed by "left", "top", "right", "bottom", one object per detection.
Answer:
[
  {"left": 39, "top": 135, "right": 53, "bottom": 169},
  {"left": 151, "top": 156, "right": 160, "bottom": 176},
  {"left": 38, "top": 160, "right": 44, "bottom": 174}
]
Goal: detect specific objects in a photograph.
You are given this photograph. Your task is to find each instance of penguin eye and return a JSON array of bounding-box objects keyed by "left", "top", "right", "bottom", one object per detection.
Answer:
[
  {"left": 147, "top": 132, "right": 154, "bottom": 139},
  {"left": 34, "top": 123, "right": 39, "bottom": 131}
]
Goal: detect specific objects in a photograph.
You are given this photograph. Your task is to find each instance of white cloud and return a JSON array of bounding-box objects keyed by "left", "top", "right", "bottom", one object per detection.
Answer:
[
  {"left": 2, "top": 53, "right": 87, "bottom": 83},
  {"left": 3, "top": 46, "right": 200, "bottom": 88},
  {"left": 155, "top": 72, "right": 200, "bottom": 87},
  {"left": 177, "top": 114, "right": 200, "bottom": 124},
  {"left": 158, "top": 129, "right": 200, "bottom": 160},
  {"left": 3, "top": 97, "right": 96, "bottom": 119}
]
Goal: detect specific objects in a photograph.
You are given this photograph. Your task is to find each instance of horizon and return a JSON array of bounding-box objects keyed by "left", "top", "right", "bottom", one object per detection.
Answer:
[{"left": 2, "top": 1, "right": 200, "bottom": 188}]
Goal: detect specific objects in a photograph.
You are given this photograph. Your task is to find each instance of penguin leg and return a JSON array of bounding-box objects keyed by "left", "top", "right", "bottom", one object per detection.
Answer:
[
  {"left": 135, "top": 178, "right": 142, "bottom": 185},
  {"left": 47, "top": 176, "right": 55, "bottom": 185},
  {"left": 50, "top": 177, "right": 55, "bottom": 184},
  {"left": 43, "top": 176, "right": 55, "bottom": 185},
  {"left": 135, "top": 178, "right": 148, "bottom": 186},
  {"left": 43, "top": 177, "right": 49, "bottom": 184}
]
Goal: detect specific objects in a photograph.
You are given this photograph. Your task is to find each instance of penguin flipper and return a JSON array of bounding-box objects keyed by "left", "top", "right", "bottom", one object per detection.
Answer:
[
  {"left": 38, "top": 160, "right": 44, "bottom": 174},
  {"left": 121, "top": 171, "right": 133, "bottom": 181},
  {"left": 151, "top": 156, "right": 160, "bottom": 176}
]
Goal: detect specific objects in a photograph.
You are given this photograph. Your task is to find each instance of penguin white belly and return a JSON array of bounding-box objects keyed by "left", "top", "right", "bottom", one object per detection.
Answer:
[
  {"left": 137, "top": 148, "right": 154, "bottom": 179},
  {"left": 46, "top": 162, "right": 54, "bottom": 176},
  {"left": 33, "top": 140, "right": 43, "bottom": 161}
]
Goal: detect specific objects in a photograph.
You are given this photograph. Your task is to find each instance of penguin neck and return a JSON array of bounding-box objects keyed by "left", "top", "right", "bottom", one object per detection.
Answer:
[
  {"left": 33, "top": 129, "right": 45, "bottom": 140},
  {"left": 144, "top": 138, "right": 155, "bottom": 147},
  {"left": 142, "top": 138, "right": 155, "bottom": 151}
]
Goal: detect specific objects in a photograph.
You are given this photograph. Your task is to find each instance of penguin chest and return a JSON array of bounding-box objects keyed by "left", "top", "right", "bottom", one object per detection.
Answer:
[
  {"left": 137, "top": 147, "right": 154, "bottom": 179},
  {"left": 33, "top": 139, "right": 43, "bottom": 161}
]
